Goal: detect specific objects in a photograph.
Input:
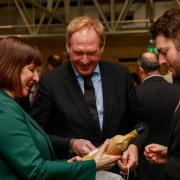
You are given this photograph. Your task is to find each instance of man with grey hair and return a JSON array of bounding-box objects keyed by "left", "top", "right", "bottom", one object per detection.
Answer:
[
  {"left": 32, "top": 15, "right": 148, "bottom": 178},
  {"left": 136, "top": 52, "right": 180, "bottom": 180},
  {"left": 137, "top": 52, "right": 160, "bottom": 82},
  {"left": 137, "top": 52, "right": 160, "bottom": 81}
]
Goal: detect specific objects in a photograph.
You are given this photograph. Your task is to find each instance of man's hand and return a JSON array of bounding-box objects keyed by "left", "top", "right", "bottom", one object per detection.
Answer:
[
  {"left": 117, "top": 144, "right": 138, "bottom": 175},
  {"left": 144, "top": 144, "right": 167, "bottom": 164},
  {"left": 71, "top": 139, "right": 96, "bottom": 156}
]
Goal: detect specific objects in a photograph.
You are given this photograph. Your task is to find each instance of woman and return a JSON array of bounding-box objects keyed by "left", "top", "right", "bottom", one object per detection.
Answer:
[{"left": 0, "top": 36, "right": 120, "bottom": 180}]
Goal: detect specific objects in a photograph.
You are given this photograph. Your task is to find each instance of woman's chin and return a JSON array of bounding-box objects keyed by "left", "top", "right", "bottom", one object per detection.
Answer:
[{"left": 22, "top": 90, "right": 29, "bottom": 97}]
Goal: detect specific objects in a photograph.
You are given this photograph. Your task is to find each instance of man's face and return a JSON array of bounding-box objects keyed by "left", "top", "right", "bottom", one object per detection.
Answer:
[
  {"left": 156, "top": 34, "right": 180, "bottom": 77},
  {"left": 67, "top": 26, "right": 103, "bottom": 76}
]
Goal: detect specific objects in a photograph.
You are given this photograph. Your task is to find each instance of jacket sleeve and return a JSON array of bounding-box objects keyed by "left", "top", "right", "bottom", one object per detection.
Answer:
[{"left": 0, "top": 103, "right": 96, "bottom": 180}]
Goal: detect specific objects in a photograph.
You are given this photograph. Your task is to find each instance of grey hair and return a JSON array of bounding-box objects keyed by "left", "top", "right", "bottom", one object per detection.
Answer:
[{"left": 137, "top": 54, "right": 160, "bottom": 73}]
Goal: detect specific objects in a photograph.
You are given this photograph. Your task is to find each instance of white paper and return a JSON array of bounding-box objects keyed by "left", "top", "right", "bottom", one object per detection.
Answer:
[{"left": 96, "top": 170, "right": 123, "bottom": 180}]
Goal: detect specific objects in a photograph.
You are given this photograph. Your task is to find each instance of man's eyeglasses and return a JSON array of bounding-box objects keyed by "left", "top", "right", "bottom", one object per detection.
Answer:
[{"left": 70, "top": 50, "right": 101, "bottom": 58}]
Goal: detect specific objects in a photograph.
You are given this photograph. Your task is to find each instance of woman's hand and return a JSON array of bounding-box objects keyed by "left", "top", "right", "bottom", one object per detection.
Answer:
[
  {"left": 144, "top": 143, "right": 167, "bottom": 164},
  {"left": 67, "top": 156, "right": 82, "bottom": 162},
  {"left": 93, "top": 139, "right": 121, "bottom": 171}
]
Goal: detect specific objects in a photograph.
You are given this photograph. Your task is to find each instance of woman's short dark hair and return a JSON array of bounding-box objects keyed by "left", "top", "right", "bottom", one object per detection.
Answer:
[{"left": 0, "top": 36, "right": 42, "bottom": 96}]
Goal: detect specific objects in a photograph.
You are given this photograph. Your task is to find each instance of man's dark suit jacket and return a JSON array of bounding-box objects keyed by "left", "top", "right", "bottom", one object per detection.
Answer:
[
  {"left": 32, "top": 61, "right": 148, "bottom": 159},
  {"left": 136, "top": 76, "right": 180, "bottom": 180},
  {"left": 166, "top": 104, "right": 180, "bottom": 180}
]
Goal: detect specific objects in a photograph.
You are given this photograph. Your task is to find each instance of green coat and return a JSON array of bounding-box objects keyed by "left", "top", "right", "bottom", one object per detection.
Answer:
[{"left": 0, "top": 90, "right": 96, "bottom": 180}]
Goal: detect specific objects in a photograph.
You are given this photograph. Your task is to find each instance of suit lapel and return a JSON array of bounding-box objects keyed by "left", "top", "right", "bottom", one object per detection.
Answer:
[
  {"left": 63, "top": 63, "right": 101, "bottom": 136},
  {"left": 29, "top": 116, "right": 56, "bottom": 159},
  {"left": 168, "top": 101, "right": 180, "bottom": 148},
  {"left": 99, "top": 62, "right": 114, "bottom": 134}
]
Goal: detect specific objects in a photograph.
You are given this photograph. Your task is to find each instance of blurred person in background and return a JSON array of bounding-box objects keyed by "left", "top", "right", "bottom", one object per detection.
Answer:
[
  {"left": 47, "top": 53, "right": 63, "bottom": 71},
  {"left": 130, "top": 72, "right": 140, "bottom": 88}
]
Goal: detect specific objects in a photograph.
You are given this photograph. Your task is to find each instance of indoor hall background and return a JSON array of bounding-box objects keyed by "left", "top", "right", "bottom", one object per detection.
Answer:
[{"left": 0, "top": 0, "right": 179, "bottom": 73}]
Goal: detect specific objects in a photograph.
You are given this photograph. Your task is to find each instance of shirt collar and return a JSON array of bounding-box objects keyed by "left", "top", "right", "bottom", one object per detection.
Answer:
[{"left": 142, "top": 74, "right": 162, "bottom": 83}]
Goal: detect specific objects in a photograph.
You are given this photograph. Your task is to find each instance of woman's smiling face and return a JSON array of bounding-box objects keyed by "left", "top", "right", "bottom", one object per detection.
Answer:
[{"left": 20, "top": 63, "right": 40, "bottom": 97}]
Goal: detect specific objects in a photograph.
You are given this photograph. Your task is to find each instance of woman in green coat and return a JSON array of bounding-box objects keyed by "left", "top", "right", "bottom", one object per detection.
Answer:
[{"left": 0, "top": 36, "right": 120, "bottom": 180}]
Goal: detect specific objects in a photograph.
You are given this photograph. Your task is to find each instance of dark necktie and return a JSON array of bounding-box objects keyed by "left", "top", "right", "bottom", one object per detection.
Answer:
[{"left": 83, "top": 75, "right": 100, "bottom": 129}]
